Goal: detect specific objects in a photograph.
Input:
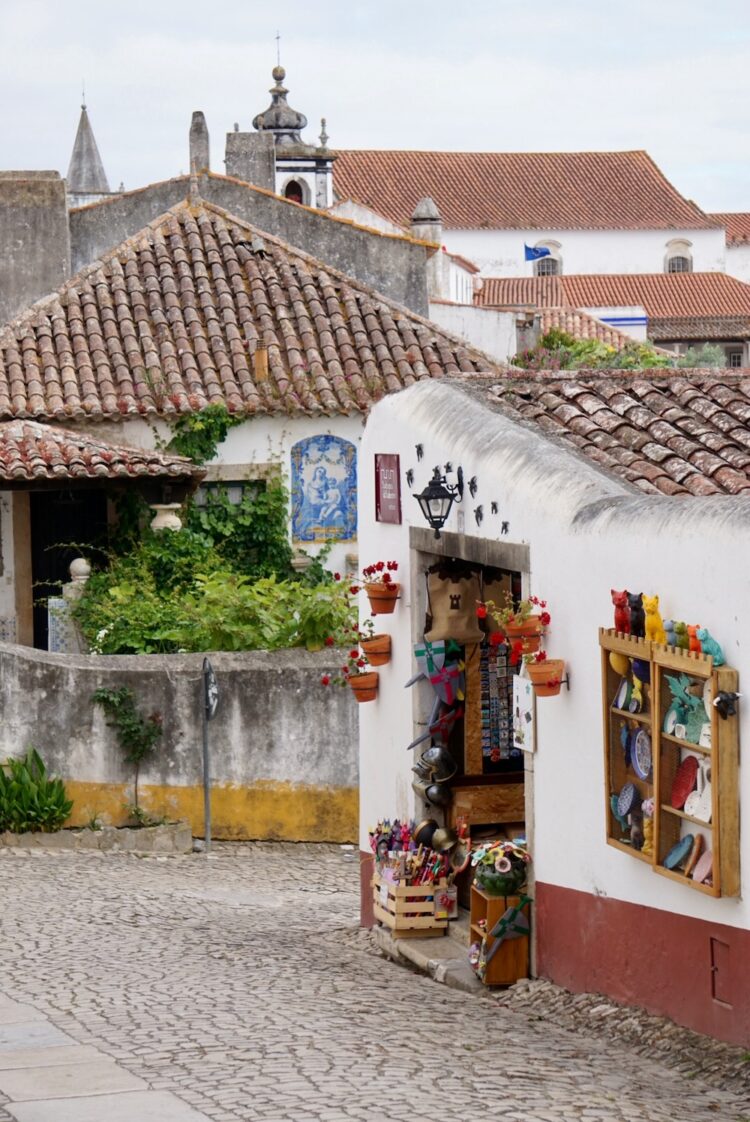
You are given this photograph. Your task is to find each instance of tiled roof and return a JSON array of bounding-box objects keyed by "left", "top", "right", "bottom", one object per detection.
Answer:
[
  {"left": 709, "top": 213, "right": 750, "bottom": 247},
  {"left": 0, "top": 199, "right": 500, "bottom": 422},
  {"left": 333, "top": 150, "right": 717, "bottom": 231},
  {"left": 537, "top": 307, "right": 637, "bottom": 350},
  {"left": 476, "top": 273, "right": 750, "bottom": 320},
  {"left": 481, "top": 370, "right": 750, "bottom": 497},
  {"left": 0, "top": 420, "right": 200, "bottom": 483}
]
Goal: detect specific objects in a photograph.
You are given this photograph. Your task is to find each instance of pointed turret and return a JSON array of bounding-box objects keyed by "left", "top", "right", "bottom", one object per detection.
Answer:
[{"left": 66, "top": 103, "right": 111, "bottom": 205}]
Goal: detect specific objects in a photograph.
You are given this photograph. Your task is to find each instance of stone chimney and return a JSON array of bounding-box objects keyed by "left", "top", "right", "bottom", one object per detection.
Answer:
[
  {"left": 224, "top": 131, "right": 275, "bottom": 190},
  {"left": 189, "top": 111, "right": 210, "bottom": 173},
  {"left": 410, "top": 197, "right": 443, "bottom": 245},
  {"left": 0, "top": 171, "right": 71, "bottom": 325}
]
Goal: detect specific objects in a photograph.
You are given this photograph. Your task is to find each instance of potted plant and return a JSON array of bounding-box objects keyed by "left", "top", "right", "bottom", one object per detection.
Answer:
[
  {"left": 472, "top": 840, "right": 531, "bottom": 896},
  {"left": 352, "top": 561, "right": 400, "bottom": 615},
  {"left": 524, "top": 650, "right": 566, "bottom": 697},
  {"left": 356, "top": 617, "right": 392, "bottom": 666},
  {"left": 321, "top": 646, "right": 379, "bottom": 703},
  {"left": 477, "top": 593, "right": 550, "bottom": 653}
]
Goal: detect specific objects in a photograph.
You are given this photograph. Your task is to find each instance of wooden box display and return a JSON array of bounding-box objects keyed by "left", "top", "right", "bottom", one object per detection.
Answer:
[
  {"left": 470, "top": 884, "right": 529, "bottom": 986},
  {"left": 600, "top": 628, "right": 740, "bottom": 897},
  {"left": 372, "top": 873, "right": 449, "bottom": 939}
]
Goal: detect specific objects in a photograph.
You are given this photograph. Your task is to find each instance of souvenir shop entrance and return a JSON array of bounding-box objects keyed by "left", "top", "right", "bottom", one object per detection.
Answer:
[{"left": 409, "top": 527, "right": 533, "bottom": 905}]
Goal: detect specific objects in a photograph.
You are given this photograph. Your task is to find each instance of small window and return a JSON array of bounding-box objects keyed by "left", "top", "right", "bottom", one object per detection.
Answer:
[
  {"left": 664, "top": 238, "right": 693, "bottom": 274},
  {"left": 284, "top": 180, "right": 304, "bottom": 204},
  {"left": 727, "top": 350, "right": 743, "bottom": 368},
  {"left": 667, "top": 256, "right": 692, "bottom": 273},
  {"left": 535, "top": 256, "right": 560, "bottom": 276}
]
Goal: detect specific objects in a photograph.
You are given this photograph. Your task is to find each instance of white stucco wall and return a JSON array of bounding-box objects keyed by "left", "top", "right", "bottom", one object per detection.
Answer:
[
  {"left": 428, "top": 303, "right": 517, "bottom": 363},
  {"left": 725, "top": 244, "right": 750, "bottom": 284},
  {"left": 357, "top": 379, "right": 750, "bottom": 934},
  {"left": 443, "top": 227, "right": 726, "bottom": 278}
]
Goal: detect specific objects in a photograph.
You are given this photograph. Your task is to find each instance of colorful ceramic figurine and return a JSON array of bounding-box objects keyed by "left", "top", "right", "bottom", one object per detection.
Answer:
[
  {"left": 673, "top": 621, "right": 689, "bottom": 650},
  {"left": 627, "top": 593, "right": 645, "bottom": 638},
  {"left": 696, "top": 628, "right": 725, "bottom": 666},
  {"left": 663, "top": 619, "right": 677, "bottom": 647},
  {"left": 642, "top": 594, "right": 667, "bottom": 643},
  {"left": 687, "top": 624, "right": 702, "bottom": 653},
  {"left": 610, "top": 589, "right": 630, "bottom": 634}
]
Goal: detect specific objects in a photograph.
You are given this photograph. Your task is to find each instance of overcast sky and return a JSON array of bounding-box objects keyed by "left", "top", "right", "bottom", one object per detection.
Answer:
[{"left": 1, "top": 0, "right": 748, "bottom": 213}]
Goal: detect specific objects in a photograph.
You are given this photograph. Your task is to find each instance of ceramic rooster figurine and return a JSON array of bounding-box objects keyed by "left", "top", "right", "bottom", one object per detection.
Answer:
[{"left": 610, "top": 589, "right": 630, "bottom": 634}]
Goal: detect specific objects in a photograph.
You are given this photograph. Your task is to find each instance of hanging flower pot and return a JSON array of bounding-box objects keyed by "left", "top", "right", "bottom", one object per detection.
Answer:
[
  {"left": 365, "top": 582, "right": 400, "bottom": 615},
  {"left": 360, "top": 634, "right": 391, "bottom": 666},
  {"left": 526, "top": 659, "right": 566, "bottom": 698},
  {"left": 503, "top": 616, "right": 543, "bottom": 653},
  {"left": 348, "top": 671, "right": 379, "bottom": 703}
]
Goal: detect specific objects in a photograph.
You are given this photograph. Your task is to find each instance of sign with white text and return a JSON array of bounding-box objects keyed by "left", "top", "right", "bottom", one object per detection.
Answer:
[{"left": 375, "top": 454, "right": 401, "bottom": 524}]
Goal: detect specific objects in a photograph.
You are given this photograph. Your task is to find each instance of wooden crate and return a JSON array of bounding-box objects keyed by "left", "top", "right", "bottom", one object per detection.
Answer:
[
  {"left": 470, "top": 884, "right": 530, "bottom": 986},
  {"left": 372, "top": 873, "right": 449, "bottom": 939}
]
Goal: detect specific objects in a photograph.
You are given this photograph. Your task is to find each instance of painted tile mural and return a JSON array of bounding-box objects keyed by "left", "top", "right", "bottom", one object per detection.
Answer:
[{"left": 291, "top": 436, "right": 357, "bottom": 542}]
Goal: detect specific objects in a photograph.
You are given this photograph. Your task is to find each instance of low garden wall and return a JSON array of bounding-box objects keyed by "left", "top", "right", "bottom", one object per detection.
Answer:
[{"left": 0, "top": 643, "right": 358, "bottom": 842}]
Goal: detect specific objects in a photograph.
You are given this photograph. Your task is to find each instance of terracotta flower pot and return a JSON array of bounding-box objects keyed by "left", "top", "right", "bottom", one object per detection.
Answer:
[
  {"left": 360, "top": 634, "right": 391, "bottom": 666},
  {"left": 503, "top": 616, "right": 543, "bottom": 654},
  {"left": 348, "top": 671, "right": 379, "bottom": 703},
  {"left": 365, "top": 582, "right": 400, "bottom": 615},
  {"left": 526, "top": 659, "right": 565, "bottom": 697}
]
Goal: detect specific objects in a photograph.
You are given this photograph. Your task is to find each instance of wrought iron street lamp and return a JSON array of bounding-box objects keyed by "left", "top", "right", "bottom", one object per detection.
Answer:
[{"left": 414, "top": 466, "right": 464, "bottom": 538}]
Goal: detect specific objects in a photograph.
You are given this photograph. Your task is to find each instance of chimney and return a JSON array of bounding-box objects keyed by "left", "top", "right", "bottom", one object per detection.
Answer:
[
  {"left": 410, "top": 197, "right": 443, "bottom": 245},
  {"left": 189, "top": 111, "right": 210, "bottom": 173}
]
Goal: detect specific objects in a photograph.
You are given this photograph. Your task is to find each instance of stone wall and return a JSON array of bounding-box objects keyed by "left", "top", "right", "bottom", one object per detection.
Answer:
[
  {"left": 69, "top": 172, "right": 430, "bottom": 314},
  {"left": 0, "top": 171, "right": 70, "bottom": 324},
  {"left": 0, "top": 643, "right": 357, "bottom": 842}
]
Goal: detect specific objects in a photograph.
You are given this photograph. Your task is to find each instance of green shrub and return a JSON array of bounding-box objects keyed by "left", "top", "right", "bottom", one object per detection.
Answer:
[
  {"left": 0, "top": 749, "right": 73, "bottom": 833},
  {"left": 675, "top": 344, "right": 726, "bottom": 368}
]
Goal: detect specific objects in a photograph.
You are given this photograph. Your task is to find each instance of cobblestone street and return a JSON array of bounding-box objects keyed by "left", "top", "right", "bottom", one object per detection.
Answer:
[{"left": 0, "top": 844, "right": 747, "bottom": 1122}]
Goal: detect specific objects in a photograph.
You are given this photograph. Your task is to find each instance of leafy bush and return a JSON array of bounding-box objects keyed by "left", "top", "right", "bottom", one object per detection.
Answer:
[
  {"left": 512, "top": 332, "right": 668, "bottom": 372},
  {"left": 0, "top": 749, "right": 73, "bottom": 833},
  {"left": 675, "top": 344, "right": 726, "bottom": 368},
  {"left": 184, "top": 482, "right": 293, "bottom": 577}
]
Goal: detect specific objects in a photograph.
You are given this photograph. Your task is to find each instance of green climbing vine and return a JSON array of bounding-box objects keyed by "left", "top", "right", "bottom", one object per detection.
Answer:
[{"left": 92, "top": 687, "right": 163, "bottom": 813}]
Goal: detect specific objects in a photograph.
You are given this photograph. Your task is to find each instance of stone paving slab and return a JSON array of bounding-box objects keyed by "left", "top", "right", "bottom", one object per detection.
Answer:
[
  {"left": 0, "top": 1060, "right": 147, "bottom": 1101},
  {"left": 0, "top": 1046, "right": 104, "bottom": 1071},
  {"left": 7, "top": 1089, "right": 211, "bottom": 1122},
  {"left": 0, "top": 1005, "right": 45, "bottom": 1028},
  {"left": 0, "top": 1026, "right": 74, "bottom": 1054}
]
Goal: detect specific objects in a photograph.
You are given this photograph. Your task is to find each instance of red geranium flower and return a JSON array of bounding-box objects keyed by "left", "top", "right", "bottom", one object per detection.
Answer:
[
  {"left": 349, "top": 585, "right": 360, "bottom": 595},
  {"left": 509, "top": 640, "right": 524, "bottom": 667},
  {"left": 534, "top": 650, "right": 547, "bottom": 663},
  {"left": 476, "top": 603, "right": 487, "bottom": 619},
  {"left": 382, "top": 572, "right": 392, "bottom": 584},
  {"left": 320, "top": 675, "right": 331, "bottom": 686},
  {"left": 324, "top": 637, "right": 335, "bottom": 647},
  {"left": 349, "top": 649, "right": 359, "bottom": 659},
  {"left": 334, "top": 572, "right": 341, "bottom": 581},
  {"left": 540, "top": 611, "right": 551, "bottom": 627},
  {"left": 488, "top": 631, "right": 503, "bottom": 646}
]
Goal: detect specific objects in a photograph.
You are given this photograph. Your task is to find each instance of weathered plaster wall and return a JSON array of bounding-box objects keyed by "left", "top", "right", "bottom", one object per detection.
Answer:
[
  {"left": 444, "top": 227, "right": 726, "bottom": 278},
  {"left": 69, "top": 174, "right": 430, "bottom": 314},
  {"left": 0, "top": 644, "right": 357, "bottom": 842},
  {"left": 0, "top": 172, "right": 70, "bottom": 325},
  {"left": 725, "top": 243, "right": 750, "bottom": 284},
  {"left": 428, "top": 303, "right": 517, "bottom": 363}
]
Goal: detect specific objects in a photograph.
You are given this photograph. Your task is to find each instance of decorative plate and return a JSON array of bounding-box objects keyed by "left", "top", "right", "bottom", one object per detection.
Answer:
[
  {"left": 670, "top": 755, "right": 699, "bottom": 809},
  {"left": 663, "top": 703, "right": 679, "bottom": 735},
  {"left": 614, "top": 678, "right": 631, "bottom": 711},
  {"left": 632, "top": 730, "right": 652, "bottom": 780},
  {"left": 617, "top": 782, "right": 640, "bottom": 818},
  {"left": 664, "top": 834, "right": 694, "bottom": 870},
  {"left": 692, "top": 849, "right": 713, "bottom": 884}
]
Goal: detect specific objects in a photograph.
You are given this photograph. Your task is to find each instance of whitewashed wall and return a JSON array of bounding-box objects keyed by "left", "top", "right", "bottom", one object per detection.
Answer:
[
  {"left": 446, "top": 227, "right": 726, "bottom": 277},
  {"left": 358, "top": 379, "right": 750, "bottom": 933},
  {"left": 428, "top": 303, "right": 517, "bottom": 363},
  {"left": 726, "top": 244, "right": 750, "bottom": 284}
]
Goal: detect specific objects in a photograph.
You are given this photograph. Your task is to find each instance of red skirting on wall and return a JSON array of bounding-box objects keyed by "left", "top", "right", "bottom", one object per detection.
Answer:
[{"left": 536, "top": 881, "right": 750, "bottom": 1047}]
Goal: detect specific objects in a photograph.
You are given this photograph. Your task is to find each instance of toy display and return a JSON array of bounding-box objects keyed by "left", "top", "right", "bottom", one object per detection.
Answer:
[
  {"left": 611, "top": 589, "right": 630, "bottom": 633},
  {"left": 642, "top": 595, "right": 667, "bottom": 643},
  {"left": 627, "top": 593, "right": 645, "bottom": 638},
  {"left": 696, "top": 628, "right": 725, "bottom": 666}
]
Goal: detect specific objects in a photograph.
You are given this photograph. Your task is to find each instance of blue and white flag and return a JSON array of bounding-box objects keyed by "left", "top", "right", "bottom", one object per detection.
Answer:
[{"left": 524, "top": 244, "right": 551, "bottom": 262}]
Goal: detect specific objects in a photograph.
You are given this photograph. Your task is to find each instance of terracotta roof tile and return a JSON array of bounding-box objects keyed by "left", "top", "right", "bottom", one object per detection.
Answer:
[
  {"left": 0, "top": 420, "right": 200, "bottom": 483},
  {"left": 709, "top": 213, "right": 750, "bottom": 247},
  {"left": 0, "top": 200, "right": 501, "bottom": 421},
  {"left": 481, "top": 368, "right": 750, "bottom": 497},
  {"left": 333, "top": 150, "right": 716, "bottom": 231},
  {"left": 537, "top": 307, "right": 643, "bottom": 351},
  {"left": 477, "top": 272, "right": 750, "bottom": 321}
]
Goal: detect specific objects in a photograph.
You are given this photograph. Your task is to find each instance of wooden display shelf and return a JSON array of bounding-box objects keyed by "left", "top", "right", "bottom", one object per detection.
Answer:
[
  {"left": 372, "top": 873, "right": 448, "bottom": 939},
  {"left": 470, "top": 884, "right": 529, "bottom": 986},
  {"left": 599, "top": 628, "right": 740, "bottom": 897}
]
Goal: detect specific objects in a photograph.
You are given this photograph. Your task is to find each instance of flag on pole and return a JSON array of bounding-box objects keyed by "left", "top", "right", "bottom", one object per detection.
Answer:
[{"left": 524, "top": 244, "right": 551, "bottom": 261}]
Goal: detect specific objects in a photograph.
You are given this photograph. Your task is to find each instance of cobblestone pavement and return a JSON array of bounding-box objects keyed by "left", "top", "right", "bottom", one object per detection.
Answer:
[{"left": 0, "top": 844, "right": 747, "bottom": 1122}]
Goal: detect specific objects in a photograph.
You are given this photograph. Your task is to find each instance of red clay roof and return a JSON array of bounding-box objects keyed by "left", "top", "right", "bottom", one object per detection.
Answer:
[
  {"left": 333, "top": 150, "right": 717, "bottom": 231},
  {"left": 476, "top": 272, "right": 750, "bottom": 320},
  {"left": 0, "top": 420, "right": 200, "bottom": 483},
  {"left": 478, "top": 370, "right": 750, "bottom": 497},
  {"left": 710, "top": 213, "right": 750, "bottom": 247},
  {"left": 0, "top": 199, "right": 500, "bottom": 423},
  {"left": 537, "top": 307, "right": 647, "bottom": 351}
]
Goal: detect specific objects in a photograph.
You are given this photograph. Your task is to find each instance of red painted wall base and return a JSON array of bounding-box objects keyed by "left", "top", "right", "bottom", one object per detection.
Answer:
[{"left": 536, "top": 882, "right": 750, "bottom": 1047}]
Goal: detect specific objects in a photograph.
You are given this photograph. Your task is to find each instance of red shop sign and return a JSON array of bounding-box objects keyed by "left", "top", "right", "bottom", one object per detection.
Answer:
[{"left": 375, "top": 454, "right": 401, "bottom": 524}]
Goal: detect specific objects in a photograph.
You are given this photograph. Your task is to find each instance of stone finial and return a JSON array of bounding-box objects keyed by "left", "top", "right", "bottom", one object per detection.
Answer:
[
  {"left": 252, "top": 64, "right": 308, "bottom": 147},
  {"left": 319, "top": 118, "right": 329, "bottom": 150},
  {"left": 189, "top": 110, "right": 210, "bottom": 172}
]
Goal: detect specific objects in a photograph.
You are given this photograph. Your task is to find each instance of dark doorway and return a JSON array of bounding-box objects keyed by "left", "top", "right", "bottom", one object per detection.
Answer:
[{"left": 30, "top": 489, "right": 108, "bottom": 649}]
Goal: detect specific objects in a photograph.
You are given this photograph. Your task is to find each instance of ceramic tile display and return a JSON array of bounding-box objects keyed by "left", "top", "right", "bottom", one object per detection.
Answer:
[{"left": 291, "top": 435, "right": 357, "bottom": 543}]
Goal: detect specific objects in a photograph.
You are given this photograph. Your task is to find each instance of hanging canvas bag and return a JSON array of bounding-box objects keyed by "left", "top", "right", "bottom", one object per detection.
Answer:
[{"left": 425, "top": 570, "right": 483, "bottom": 645}]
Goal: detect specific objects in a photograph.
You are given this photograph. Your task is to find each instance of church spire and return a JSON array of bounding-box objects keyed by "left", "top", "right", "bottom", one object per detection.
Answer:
[{"left": 67, "top": 102, "right": 110, "bottom": 200}]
